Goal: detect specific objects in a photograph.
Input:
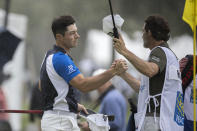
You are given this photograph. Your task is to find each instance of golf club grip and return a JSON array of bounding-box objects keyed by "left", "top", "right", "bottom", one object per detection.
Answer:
[{"left": 113, "top": 27, "right": 119, "bottom": 38}]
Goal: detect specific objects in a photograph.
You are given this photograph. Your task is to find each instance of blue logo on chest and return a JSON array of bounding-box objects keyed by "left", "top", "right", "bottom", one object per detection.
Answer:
[{"left": 140, "top": 85, "right": 145, "bottom": 92}]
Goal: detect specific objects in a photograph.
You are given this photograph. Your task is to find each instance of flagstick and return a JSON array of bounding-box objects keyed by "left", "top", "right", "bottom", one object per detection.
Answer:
[
  {"left": 193, "top": 27, "right": 196, "bottom": 131},
  {"left": 193, "top": 0, "right": 196, "bottom": 130}
]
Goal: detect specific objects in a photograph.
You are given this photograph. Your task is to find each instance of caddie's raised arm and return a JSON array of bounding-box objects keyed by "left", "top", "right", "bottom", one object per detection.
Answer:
[{"left": 113, "top": 33, "right": 159, "bottom": 78}]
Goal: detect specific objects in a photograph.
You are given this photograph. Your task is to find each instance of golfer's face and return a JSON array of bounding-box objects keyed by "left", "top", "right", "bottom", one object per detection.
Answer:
[{"left": 63, "top": 24, "right": 80, "bottom": 49}]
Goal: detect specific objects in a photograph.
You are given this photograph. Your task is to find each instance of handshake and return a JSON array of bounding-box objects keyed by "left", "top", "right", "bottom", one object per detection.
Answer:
[{"left": 110, "top": 59, "right": 128, "bottom": 75}]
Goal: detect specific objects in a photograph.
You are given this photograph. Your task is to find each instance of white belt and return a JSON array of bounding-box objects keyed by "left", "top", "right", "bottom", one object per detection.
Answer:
[{"left": 44, "top": 110, "right": 77, "bottom": 118}]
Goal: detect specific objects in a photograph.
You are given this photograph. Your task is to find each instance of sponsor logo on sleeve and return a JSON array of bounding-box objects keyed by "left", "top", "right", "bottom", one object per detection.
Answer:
[
  {"left": 151, "top": 56, "right": 160, "bottom": 63},
  {"left": 140, "top": 85, "right": 145, "bottom": 92},
  {"left": 68, "top": 65, "right": 76, "bottom": 75}
]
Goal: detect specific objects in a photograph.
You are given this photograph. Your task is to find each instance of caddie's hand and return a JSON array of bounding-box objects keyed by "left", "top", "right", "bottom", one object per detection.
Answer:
[
  {"left": 113, "top": 59, "right": 128, "bottom": 75},
  {"left": 113, "top": 34, "right": 127, "bottom": 54},
  {"left": 110, "top": 60, "right": 117, "bottom": 69},
  {"left": 110, "top": 59, "right": 120, "bottom": 71},
  {"left": 77, "top": 103, "right": 89, "bottom": 115}
]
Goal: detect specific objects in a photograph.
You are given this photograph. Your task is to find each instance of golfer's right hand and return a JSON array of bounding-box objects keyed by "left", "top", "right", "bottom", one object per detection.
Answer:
[{"left": 77, "top": 103, "right": 89, "bottom": 115}]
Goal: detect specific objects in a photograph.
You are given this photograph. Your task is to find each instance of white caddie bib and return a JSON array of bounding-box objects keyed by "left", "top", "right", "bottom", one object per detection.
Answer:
[{"left": 134, "top": 46, "right": 184, "bottom": 131}]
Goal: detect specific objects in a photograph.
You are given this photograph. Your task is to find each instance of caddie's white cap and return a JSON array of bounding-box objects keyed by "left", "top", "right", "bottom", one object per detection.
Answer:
[{"left": 102, "top": 14, "right": 124, "bottom": 37}]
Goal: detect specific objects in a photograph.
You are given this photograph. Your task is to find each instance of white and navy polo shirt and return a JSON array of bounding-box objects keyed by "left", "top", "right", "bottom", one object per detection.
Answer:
[{"left": 40, "top": 45, "right": 81, "bottom": 113}]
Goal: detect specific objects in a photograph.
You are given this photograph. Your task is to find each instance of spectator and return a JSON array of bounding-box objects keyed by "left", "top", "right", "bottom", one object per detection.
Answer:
[
  {"left": 29, "top": 82, "right": 44, "bottom": 131},
  {"left": 0, "top": 84, "right": 12, "bottom": 131},
  {"left": 179, "top": 55, "right": 197, "bottom": 131}
]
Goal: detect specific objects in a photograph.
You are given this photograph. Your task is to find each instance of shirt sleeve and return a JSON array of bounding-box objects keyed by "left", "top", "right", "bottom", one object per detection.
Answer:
[
  {"left": 52, "top": 52, "right": 81, "bottom": 83},
  {"left": 149, "top": 47, "right": 167, "bottom": 73}
]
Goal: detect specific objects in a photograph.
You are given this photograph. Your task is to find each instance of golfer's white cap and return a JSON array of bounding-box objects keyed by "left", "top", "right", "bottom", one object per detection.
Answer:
[{"left": 102, "top": 14, "right": 124, "bottom": 37}]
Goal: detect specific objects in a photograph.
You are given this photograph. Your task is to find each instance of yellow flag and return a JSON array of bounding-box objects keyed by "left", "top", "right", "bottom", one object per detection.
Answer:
[{"left": 182, "top": 0, "right": 197, "bottom": 31}]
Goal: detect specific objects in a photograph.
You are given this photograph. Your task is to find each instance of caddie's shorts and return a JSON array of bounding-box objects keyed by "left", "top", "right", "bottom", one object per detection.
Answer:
[{"left": 141, "top": 116, "right": 161, "bottom": 131}]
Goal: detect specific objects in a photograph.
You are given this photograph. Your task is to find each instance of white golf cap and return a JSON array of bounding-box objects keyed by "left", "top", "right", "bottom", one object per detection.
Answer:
[{"left": 102, "top": 14, "right": 124, "bottom": 37}]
